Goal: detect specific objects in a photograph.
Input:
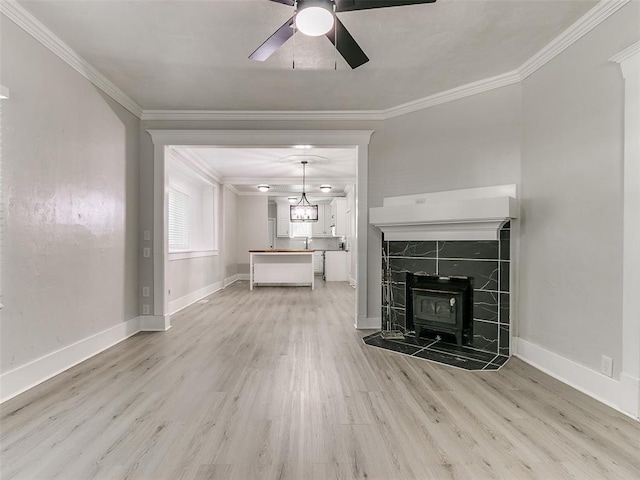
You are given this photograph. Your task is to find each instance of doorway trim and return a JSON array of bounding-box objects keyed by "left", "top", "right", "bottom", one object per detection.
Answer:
[{"left": 146, "top": 130, "right": 374, "bottom": 329}]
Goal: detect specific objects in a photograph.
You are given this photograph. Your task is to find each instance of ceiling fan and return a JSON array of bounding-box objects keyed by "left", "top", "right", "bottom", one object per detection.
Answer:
[{"left": 249, "top": 0, "right": 437, "bottom": 69}]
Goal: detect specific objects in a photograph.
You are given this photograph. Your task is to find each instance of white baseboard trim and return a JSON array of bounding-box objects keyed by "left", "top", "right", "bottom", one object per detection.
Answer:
[
  {"left": 237, "top": 274, "right": 250, "bottom": 281},
  {"left": 514, "top": 337, "right": 636, "bottom": 419},
  {"left": 356, "top": 316, "right": 381, "bottom": 330},
  {"left": 619, "top": 372, "right": 640, "bottom": 419},
  {"left": 224, "top": 274, "right": 240, "bottom": 287},
  {"left": 1, "top": 317, "right": 141, "bottom": 404},
  {"left": 140, "top": 314, "right": 171, "bottom": 332},
  {"left": 169, "top": 281, "right": 222, "bottom": 314}
]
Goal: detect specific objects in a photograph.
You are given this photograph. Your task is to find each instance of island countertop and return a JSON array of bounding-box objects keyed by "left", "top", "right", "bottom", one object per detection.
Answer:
[{"left": 249, "top": 249, "right": 315, "bottom": 253}]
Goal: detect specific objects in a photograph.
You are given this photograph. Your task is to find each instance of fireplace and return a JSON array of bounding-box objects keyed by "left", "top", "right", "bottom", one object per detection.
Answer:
[
  {"left": 406, "top": 273, "right": 473, "bottom": 346},
  {"left": 371, "top": 186, "right": 516, "bottom": 367}
]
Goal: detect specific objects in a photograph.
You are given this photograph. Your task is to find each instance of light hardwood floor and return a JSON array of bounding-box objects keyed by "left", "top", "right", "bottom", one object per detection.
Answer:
[{"left": 1, "top": 280, "right": 639, "bottom": 480}]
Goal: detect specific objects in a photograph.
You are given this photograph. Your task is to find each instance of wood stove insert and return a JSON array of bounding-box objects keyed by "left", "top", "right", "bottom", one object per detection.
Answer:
[{"left": 406, "top": 273, "right": 473, "bottom": 346}]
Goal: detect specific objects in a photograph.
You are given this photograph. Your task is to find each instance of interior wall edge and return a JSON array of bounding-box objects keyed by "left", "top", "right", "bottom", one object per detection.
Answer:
[
  {"left": 168, "top": 281, "right": 223, "bottom": 315},
  {"left": 0, "top": 317, "right": 142, "bottom": 404},
  {"left": 514, "top": 337, "right": 638, "bottom": 420}
]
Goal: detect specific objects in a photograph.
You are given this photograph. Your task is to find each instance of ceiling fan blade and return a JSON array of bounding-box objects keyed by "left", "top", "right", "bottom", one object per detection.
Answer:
[
  {"left": 325, "top": 17, "right": 369, "bottom": 69},
  {"left": 268, "top": 0, "right": 295, "bottom": 5},
  {"left": 334, "top": 0, "right": 436, "bottom": 12},
  {"left": 249, "top": 16, "right": 296, "bottom": 62}
]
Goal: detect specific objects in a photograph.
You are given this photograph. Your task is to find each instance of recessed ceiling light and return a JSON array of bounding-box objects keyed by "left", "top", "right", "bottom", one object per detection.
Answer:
[
  {"left": 257, "top": 184, "right": 270, "bottom": 192},
  {"left": 293, "top": 145, "right": 312, "bottom": 149},
  {"left": 320, "top": 185, "right": 332, "bottom": 193}
]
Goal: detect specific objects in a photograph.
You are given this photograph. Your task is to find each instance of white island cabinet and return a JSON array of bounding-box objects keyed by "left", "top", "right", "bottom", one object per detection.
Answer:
[{"left": 249, "top": 250, "right": 315, "bottom": 290}]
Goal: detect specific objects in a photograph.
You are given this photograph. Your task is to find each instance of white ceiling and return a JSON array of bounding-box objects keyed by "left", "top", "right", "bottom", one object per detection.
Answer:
[
  {"left": 173, "top": 146, "right": 357, "bottom": 195},
  {"left": 17, "top": 0, "right": 597, "bottom": 111}
]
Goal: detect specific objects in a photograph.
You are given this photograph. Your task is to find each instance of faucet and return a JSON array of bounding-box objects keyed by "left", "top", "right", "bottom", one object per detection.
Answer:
[{"left": 305, "top": 237, "right": 310, "bottom": 250}]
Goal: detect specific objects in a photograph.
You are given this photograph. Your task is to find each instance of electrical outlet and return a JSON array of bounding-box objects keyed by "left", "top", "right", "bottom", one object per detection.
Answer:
[
  {"left": 143, "top": 247, "right": 151, "bottom": 258},
  {"left": 142, "top": 286, "right": 150, "bottom": 297},
  {"left": 601, "top": 355, "right": 613, "bottom": 377},
  {"left": 143, "top": 230, "right": 151, "bottom": 241},
  {"left": 142, "top": 304, "right": 150, "bottom": 315}
]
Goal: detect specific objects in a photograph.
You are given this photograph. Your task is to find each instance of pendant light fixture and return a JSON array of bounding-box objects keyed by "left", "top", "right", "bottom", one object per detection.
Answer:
[{"left": 290, "top": 161, "right": 318, "bottom": 222}]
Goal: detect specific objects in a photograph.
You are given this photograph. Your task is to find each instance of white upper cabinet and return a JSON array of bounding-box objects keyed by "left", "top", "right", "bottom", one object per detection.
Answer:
[
  {"left": 276, "top": 201, "right": 290, "bottom": 237},
  {"left": 330, "top": 198, "right": 347, "bottom": 237},
  {"left": 312, "top": 204, "right": 331, "bottom": 237}
]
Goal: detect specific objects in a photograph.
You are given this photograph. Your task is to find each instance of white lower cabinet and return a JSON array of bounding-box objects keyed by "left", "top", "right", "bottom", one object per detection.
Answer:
[
  {"left": 325, "top": 251, "right": 348, "bottom": 281},
  {"left": 313, "top": 251, "right": 324, "bottom": 274}
]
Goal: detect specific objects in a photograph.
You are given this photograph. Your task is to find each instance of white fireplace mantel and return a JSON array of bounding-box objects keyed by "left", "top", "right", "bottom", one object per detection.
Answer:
[{"left": 370, "top": 185, "right": 518, "bottom": 241}]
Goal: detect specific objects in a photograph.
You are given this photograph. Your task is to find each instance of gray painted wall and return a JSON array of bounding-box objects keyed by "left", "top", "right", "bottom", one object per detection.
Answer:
[
  {"left": 372, "top": 85, "right": 523, "bottom": 202},
  {"left": 519, "top": 3, "right": 639, "bottom": 379},
  {"left": 1, "top": 18, "right": 140, "bottom": 374},
  {"left": 168, "top": 255, "right": 219, "bottom": 303},
  {"left": 223, "top": 186, "right": 239, "bottom": 281},
  {"left": 236, "top": 196, "right": 268, "bottom": 274}
]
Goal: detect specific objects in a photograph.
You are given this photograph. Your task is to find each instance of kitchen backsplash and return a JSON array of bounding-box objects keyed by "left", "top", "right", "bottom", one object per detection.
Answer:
[{"left": 274, "top": 237, "right": 341, "bottom": 251}]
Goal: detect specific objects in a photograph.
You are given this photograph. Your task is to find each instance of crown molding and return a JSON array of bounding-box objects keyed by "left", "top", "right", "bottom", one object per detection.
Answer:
[
  {"left": 140, "top": 70, "right": 522, "bottom": 122},
  {"left": 0, "top": 0, "right": 143, "bottom": 118},
  {"left": 141, "top": 109, "right": 384, "bottom": 121},
  {"left": 4, "top": 0, "right": 628, "bottom": 123},
  {"left": 382, "top": 70, "right": 523, "bottom": 120},
  {"left": 224, "top": 184, "right": 242, "bottom": 195},
  {"left": 166, "top": 148, "right": 220, "bottom": 186},
  {"left": 519, "top": 0, "right": 630, "bottom": 80},
  {"left": 610, "top": 40, "right": 640, "bottom": 63},
  {"left": 172, "top": 147, "right": 223, "bottom": 184},
  {"left": 222, "top": 177, "right": 356, "bottom": 185}
]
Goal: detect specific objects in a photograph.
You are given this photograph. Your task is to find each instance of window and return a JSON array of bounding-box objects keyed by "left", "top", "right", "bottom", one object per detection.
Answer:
[
  {"left": 167, "top": 172, "right": 216, "bottom": 255},
  {"left": 291, "top": 222, "right": 312, "bottom": 238},
  {"left": 168, "top": 188, "right": 190, "bottom": 251}
]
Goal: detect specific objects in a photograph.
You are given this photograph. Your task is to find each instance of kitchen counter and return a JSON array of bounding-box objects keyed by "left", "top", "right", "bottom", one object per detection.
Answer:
[
  {"left": 249, "top": 249, "right": 315, "bottom": 253},
  {"left": 249, "top": 250, "right": 314, "bottom": 290}
]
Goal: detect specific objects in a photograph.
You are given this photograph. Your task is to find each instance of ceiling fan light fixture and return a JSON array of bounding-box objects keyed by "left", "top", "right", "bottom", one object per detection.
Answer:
[
  {"left": 257, "top": 184, "right": 270, "bottom": 192},
  {"left": 319, "top": 185, "right": 332, "bottom": 193},
  {"left": 295, "top": 1, "right": 334, "bottom": 37}
]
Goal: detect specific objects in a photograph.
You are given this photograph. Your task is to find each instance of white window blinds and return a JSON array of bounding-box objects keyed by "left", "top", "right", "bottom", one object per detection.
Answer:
[{"left": 168, "top": 188, "right": 189, "bottom": 250}]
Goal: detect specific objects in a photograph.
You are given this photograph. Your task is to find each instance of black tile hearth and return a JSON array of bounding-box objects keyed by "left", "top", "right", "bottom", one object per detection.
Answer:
[{"left": 362, "top": 331, "right": 509, "bottom": 371}]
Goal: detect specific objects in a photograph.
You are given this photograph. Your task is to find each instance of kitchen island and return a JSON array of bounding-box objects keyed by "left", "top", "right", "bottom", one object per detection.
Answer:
[{"left": 249, "top": 250, "right": 315, "bottom": 290}]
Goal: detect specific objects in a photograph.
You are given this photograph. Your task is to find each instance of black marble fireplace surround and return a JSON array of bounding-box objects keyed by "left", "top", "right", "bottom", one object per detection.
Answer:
[{"left": 364, "top": 223, "right": 511, "bottom": 371}]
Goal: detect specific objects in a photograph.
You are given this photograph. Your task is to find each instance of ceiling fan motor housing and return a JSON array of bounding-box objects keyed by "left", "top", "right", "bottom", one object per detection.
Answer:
[{"left": 296, "top": 0, "right": 335, "bottom": 12}]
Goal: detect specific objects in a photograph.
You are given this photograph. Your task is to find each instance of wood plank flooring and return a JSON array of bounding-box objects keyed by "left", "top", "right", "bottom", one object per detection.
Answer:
[{"left": 1, "top": 280, "right": 639, "bottom": 480}]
